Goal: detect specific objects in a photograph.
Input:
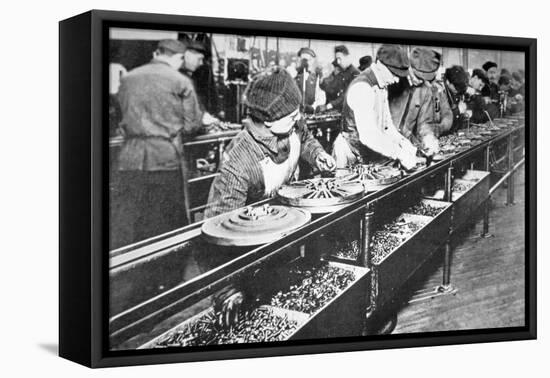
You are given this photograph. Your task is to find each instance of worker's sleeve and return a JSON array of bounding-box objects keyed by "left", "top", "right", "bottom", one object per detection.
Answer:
[
  {"left": 297, "top": 120, "right": 326, "bottom": 166},
  {"left": 319, "top": 74, "right": 334, "bottom": 92},
  {"left": 180, "top": 80, "right": 205, "bottom": 136},
  {"left": 437, "top": 91, "right": 454, "bottom": 136},
  {"left": 347, "top": 82, "right": 398, "bottom": 159},
  {"left": 204, "top": 163, "right": 249, "bottom": 219},
  {"left": 328, "top": 91, "right": 345, "bottom": 111},
  {"left": 468, "top": 96, "right": 489, "bottom": 123},
  {"left": 416, "top": 89, "right": 436, "bottom": 142}
]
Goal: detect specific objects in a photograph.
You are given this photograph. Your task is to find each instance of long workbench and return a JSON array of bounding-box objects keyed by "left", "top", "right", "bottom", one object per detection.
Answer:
[{"left": 108, "top": 115, "right": 525, "bottom": 350}]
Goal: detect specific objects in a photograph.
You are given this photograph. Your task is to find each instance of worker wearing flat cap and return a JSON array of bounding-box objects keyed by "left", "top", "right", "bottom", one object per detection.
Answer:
[
  {"left": 112, "top": 39, "right": 217, "bottom": 248},
  {"left": 204, "top": 67, "right": 335, "bottom": 218},
  {"left": 482, "top": 61, "right": 500, "bottom": 102},
  {"left": 332, "top": 44, "right": 420, "bottom": 170},
  {"left": 359, "top": 55, "right": 373, "bottom": 71},
  {"left": 388, "top": 48, "right": 451, "bottom": 155},
  {"left": 295, "top": 47, "right": 326, "bottom": 114},
  {"left": 318, "top": 45, "right": 360, "bottom": 113},
  {"left": 466, "top": 68, "right": 499, "bottom": 123},
  {"left": 442, "top": 65, "right": 470, "bottom": 132}
]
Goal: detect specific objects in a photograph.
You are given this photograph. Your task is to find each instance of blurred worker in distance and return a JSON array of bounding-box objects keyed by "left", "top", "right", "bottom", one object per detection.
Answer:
[
  {"left": 332, "top": 44, "right": 420, "bottom": 170},
  {"left": 466, "top": 68, "right": 499, "bottom": 123},
  {"left": 443, "top": 65, "right": 470, "bottom": 131},
  {"left": 317, "top": 45, "right": 360, "bottom": 113},
  {"left": 509, "top": 71, "right": 525, "bottom": 97},
  {"left": 388, "top": 47, "right": 446, "bottom": 157},
  {"left": 204, "top": 67, "right": 335, "bottom": 219},
  {"left": 508, "top": 71, "right": 525, "bottom": 113},
  {"left": 295, "top": 47, "right": 326, "bottom": 114},
  {"left": 482, "top": 61, "right": 500, "bottom": 101},
  {"left": 111, "top": 39, "right": 217, "bottom": 249},
  {"left": 320, "top": 59, "right": 344, "bottom": 105},
  {"left": 358, "top": 55, "right": 373, "bottom": 71}
]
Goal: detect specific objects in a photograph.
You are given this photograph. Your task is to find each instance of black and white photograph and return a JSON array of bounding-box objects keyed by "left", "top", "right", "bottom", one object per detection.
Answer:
[{"left": 106, "top": 22, "right": 529, "bottom": 353}]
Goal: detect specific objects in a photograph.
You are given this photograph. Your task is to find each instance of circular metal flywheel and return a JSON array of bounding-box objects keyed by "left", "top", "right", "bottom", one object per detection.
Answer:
[
  {"left": 201, "top": 204, "right": 311, "bottom": 246},
  {"left": 276, "top": 177, "right": 364, "bottom": 213}
]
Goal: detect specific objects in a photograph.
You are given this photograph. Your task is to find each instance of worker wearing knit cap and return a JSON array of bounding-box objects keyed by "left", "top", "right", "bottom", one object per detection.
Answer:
[
  {"left": 205, "top": 67, "right": 335, "bottom": 218},
  {"left": 333, "top": 44, "right": 420, "bottom": 170},
  {"left": 389, "top": 47, "right": 448, "bottom": 156}
]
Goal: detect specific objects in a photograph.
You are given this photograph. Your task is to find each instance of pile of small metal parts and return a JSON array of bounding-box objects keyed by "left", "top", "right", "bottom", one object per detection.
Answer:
[
  {"left": 370, "top": 215, "right": 430, "bottom": 263},
  {"left": 406, "top": 202, "right": 444, "bottom": 217},
  {"left": 333, "top": 239, "right": 360, "bottom": 260},
  {"left": 270, "top": 264, "right": 356, "bottom": 314},
  {"left": 154, "top": 307, "right": 299, "bottom": 347},
  {"left": 452, "top": 182, "right": 474, "bottom": 193}
]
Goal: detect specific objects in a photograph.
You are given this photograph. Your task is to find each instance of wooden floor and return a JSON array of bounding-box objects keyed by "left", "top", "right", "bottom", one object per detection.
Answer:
[{"left": 393, "top": 167, "right": 526, "bottom": 333}]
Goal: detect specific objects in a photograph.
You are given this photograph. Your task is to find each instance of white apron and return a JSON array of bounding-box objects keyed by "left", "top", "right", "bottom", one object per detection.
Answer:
[{"left": 259, "top": 131, "right": 301, "bottom": 197}]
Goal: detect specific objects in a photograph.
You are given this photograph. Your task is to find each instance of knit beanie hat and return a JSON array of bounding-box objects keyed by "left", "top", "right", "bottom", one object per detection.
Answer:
[
  {"left": 377, "top": 44, "right": 410, "bottom": 77},
  {"left": 243, "top": 67, "right": 302, "bottom": 122},
  {"left": 410, "top": 47, "right": 441, "bottom": 81}
]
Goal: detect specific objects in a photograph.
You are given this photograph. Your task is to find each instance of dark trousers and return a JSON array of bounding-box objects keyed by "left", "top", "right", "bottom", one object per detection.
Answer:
[{"left": 110, "top": 170, "right": 188, "bottom": 250}]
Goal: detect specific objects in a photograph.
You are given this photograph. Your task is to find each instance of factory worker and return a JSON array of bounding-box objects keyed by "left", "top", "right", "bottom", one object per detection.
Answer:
[
  {"left": 295, "top": 47, "right": 326, "bottom": 114},
  {"left": 482, "top": 61, "right": 500, "bottom": 102},
  {"left": 320, "top": 59, "right": 344, "bottom": 105},
  {"left": 466, "top": 68, "right": 499, "bottom": 123},
  {"left": 442, "top": 65, "right": 470, "bottom": 131},
  {"left": 112, "top": 39, "right": 218, "bottom": 249},
  {"left": 204, "top": 67, "right": 335, "bottom": 219},
  {"left": 332, "top": 44, "right": 419, "bottom": 170},
  {"left": 418, "top": 49, "right": 454, "bottom": 137},
  {"left": 317, "top": 45, "right": 360, "bottom": 113},
  {"left": 388, "top": 47, "right": 443, "bottom": 157}
]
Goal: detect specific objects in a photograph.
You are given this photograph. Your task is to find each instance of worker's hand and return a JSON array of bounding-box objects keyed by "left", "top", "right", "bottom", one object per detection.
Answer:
[
  {"left": 315, "top": 104, "right": 328, "bottom": 113},
  {"left": 396, "top": 138, "right": 418, "bottom": 171},
  {"left": 213, "top": 287, "right": 246, "bottom": 328},
  {"left": 303, "top": 105, "right": 315, "bottom": 114},
  {"left": 422, "top": 134, "right": 440, "bottom": 156},
  {"left": 458, "top": 101, "right": 467, "bottom": 114},
  {"left": 202, "top": 112, "right": 220, "bottom": 126},
  {"left": 315, "top": 152, "right": 336, "bottom": 172},
  {"left": 465, "top": 86, "right": 476, "bottom": 96},
  {"left": 515, "top": 94, "right": 523, "bottom": 102}
]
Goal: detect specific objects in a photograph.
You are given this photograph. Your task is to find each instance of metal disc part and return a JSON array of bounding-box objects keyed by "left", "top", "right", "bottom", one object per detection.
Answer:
[
  {"left": 335, "top": 164, "right": 402, "bottom": 192},
  {"left": 201, "top": 204, "right": 311, "bottom": 246},
  {"left": 276, "top": 177, "right": 365, "bottom": 213}
]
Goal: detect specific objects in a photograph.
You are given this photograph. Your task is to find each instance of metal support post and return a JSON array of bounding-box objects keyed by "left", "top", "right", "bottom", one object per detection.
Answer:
[
  {"left": 361, "top": 204, "right": 375, "bottom": 335},
  {"left": 507, "top": 134, "right": 515, "bottom": 205},
  {"left": 482, "top": 145, "right": 492, "bottom": 238}
]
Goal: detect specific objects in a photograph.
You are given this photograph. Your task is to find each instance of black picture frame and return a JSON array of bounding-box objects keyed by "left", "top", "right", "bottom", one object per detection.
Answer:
[{"left": 59, "top": 9, "right": 537, "bottom": 368}]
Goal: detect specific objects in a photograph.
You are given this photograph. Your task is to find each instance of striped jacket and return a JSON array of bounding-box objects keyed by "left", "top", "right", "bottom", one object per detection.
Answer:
[{"left": 204, "top": 118, "right": 324, "bottom": 218}]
